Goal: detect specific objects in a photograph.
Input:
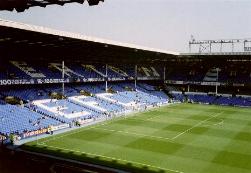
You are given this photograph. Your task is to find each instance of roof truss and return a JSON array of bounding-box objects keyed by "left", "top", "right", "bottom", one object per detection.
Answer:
[{"left": 0, "top": 0, "right": 104, "bottom": 12}]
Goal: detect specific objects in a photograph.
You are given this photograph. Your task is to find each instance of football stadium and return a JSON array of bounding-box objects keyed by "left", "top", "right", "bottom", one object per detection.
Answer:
[{"left": 0, "top": 1, "right": 251, "bottom": 173}]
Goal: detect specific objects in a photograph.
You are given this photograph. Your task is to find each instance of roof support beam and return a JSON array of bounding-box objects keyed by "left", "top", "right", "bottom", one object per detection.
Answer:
[{"left": 0, "top": 0, "right": 103, "bottom": 12}]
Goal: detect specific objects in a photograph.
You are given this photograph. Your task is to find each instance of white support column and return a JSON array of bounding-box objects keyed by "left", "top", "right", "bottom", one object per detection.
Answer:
[
  {"left": 163, "top": 66, "right": 166, "bottom": 82},
  {"left": 216, "top": 67, "right": 219, "bottom": 95},
  {"left": 105, "top": 64, "right": 108, "bottom": 92},
  {"left": 134, "top": 64, "right": 137, "bottom": 90},
  {"left": 62, "top": 60, "right": 65, "bottom": 96}
]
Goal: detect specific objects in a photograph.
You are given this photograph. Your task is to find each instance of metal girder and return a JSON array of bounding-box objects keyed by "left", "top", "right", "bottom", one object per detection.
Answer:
[{"left": 0, "top": 0, "right": 104, "bottom": 12}]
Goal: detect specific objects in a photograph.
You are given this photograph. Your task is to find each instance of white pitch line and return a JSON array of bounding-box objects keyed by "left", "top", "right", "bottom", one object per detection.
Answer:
[
  {"left": 130, "top": 110, "right": 170, "bottom": 122},
  {"left": 41, "top": 109, "right": 157, "bottom": 144},
  {"left": 202, "top": 118, "right": 224, "bottom": 127},
  {"left": 40, "top": 119, "right": 113, "bottom": 144},
  {"left": 146, "top": 114, "right": 162, "bottom": 121},
  {"left": 40, "top": 126, "right": 95, "bottom": 144},
  {"left": 94, "top": 127, "right": 171, "bottom": 141},
  {"left": 38, "top": 143, "right": 184, "bottom": 173},
  {"left": 126, "top": 117, "right": 158, "bottom": 123},
  {"left": 171, "top": 112, "right": 223, "bottom": 140}
]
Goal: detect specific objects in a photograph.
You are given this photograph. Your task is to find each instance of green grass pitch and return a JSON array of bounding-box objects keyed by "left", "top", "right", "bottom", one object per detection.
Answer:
[{"left": 23, "top": 103, "right": 251, "bottom": 173}]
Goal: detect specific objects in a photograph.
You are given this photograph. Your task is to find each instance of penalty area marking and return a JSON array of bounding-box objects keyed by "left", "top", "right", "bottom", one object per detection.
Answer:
[
  {"left": 202, "top": 118, "right": 224, "bottom": 127},
  {"left": 39, "top": 108, "right": 223, "bottom": 145},
  {"left": 93, "top": 127, "right": 171, "bottom": 141},
  {"left": 39, "top": 108, "right": 160, "bottom": 145},
  {"left": 171, "top": 112, "right": 223, "bottom": 140},
  {"left": 40, "top": 121, "right": 111, "bottom": 144},
  {"left": 37, "top": 143, "right": 184, "bottom": 173},
  {"left": 126, "top": 116, "right": 161, "bottom": 123}
]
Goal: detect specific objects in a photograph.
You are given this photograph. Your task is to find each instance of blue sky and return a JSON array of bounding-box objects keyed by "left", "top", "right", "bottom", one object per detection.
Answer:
[{"left": 0, "top": 0, "right": 250, "bottom": 52}]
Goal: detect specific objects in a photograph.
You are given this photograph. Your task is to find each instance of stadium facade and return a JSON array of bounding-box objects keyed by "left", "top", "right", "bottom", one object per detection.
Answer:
[
  {"left": 0, "top": 18, "right": 251, "bottom": 138},
  {"left": 0, "top": 19, "right": 251, "bottom": 173}
]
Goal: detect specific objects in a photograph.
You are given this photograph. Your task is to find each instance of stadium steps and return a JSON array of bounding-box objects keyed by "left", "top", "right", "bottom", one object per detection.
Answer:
[
  {"left": 67, "top": 99, "right": 102, "bottom": 114},
  {"left": 24, "top": 105, "right": 67, "bottom": 124},
  {"left": 162, "top": 84, "right": 175, "bottom": 99}
]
